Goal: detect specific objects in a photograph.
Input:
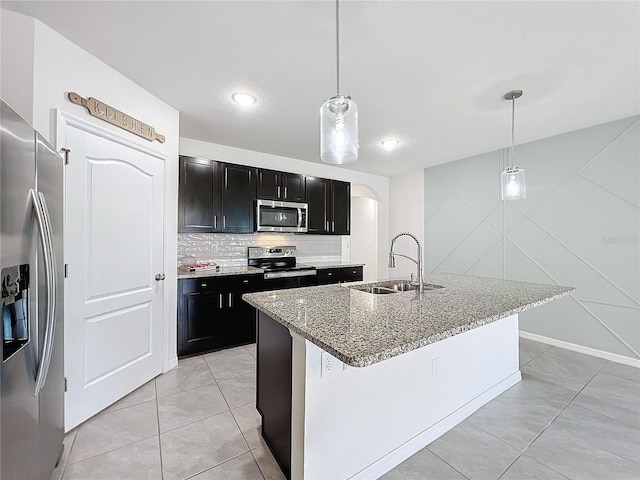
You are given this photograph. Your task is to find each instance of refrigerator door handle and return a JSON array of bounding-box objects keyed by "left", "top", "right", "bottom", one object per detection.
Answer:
[{"left": 30, "top": 189, "right": 58, "bottom": 396}]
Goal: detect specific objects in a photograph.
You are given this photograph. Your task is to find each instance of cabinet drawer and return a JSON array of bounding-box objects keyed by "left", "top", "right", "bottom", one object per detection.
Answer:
[
  {"left": 340, "top": 266, "right": 363, "bottom": 283},
  {"left": 316, "top": 268, "right": 341, "bottom": 285},
  {"left": 180, "top": 277, "right": 222, "bottom": 294},
  {"left": 226, "top": 274, "right": 264, "bottom": 292}
]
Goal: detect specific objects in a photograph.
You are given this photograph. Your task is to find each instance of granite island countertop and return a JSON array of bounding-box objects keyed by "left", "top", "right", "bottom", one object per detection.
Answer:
[{"left": 242, "top": 273, "right": 574, "bottom": 368}]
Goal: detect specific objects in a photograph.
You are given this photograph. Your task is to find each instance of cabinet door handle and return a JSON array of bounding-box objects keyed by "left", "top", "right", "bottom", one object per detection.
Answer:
[
  {"left": 201, "top": 283, "right": 207, "bottom": 288},
  {"left": 284, "top": 186, "right": 288, "bottom": 198},
  {"left": 327, "top": 272, "right": 333, "bottom": 276},
  {"left": 219, "top": 293, "right": 223, "bottom": 309},
  {"left": 243, "top": 279, "right": 249, "bottom": 283},
  {"left": 277, "top": 186, "right": 281, "bottom": 198},
  {"left": 332, "top": 221, "right": 335, "bottom": 232},
  {"left": 228, "top": 293, "right": 233, "bottom": 307},
  {"left": 326, "top": 221, "right": 329, "bottom": 231},
  {"left": 223, "top": 215, "right": 226, "bottom": 229},
  {"left": 214, "top": 215, "right": 217, "bottom": 229}
]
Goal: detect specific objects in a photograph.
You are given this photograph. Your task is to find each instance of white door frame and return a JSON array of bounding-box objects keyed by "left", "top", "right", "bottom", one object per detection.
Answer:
[{"left": 55, "top": 110, "right": 178, "bottom": 375}]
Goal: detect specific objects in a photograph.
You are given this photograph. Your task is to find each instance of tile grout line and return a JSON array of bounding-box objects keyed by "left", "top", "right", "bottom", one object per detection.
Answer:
[
  {"left": 249, "top": 448, "right": 269, "bottom": 480},
  {"left": 501, "top": 361, "right": 610, "bottom": 476},
  {"left": 154, "top": 379, "right": 165, "bottom": 480},
  {"left": 62, "top": 432, "right": 161, "bottom": 469},
  {"left": 424, "top": 445, "right": 472, "bottom": 479},
  {"left": 169, "top": 354, "right": 257, "bottom": 479},
  {"left": 200, "top": 350, "right": 259, "bottom": 455},
  {"left": 58, "top": 429, "right": 79, "bottom": 480},
  {"left": 181, "top": 451, "right": 254, "bottom": 480},
  {"left": 470, "top": 344, "right": 600, "bottom": 479}
]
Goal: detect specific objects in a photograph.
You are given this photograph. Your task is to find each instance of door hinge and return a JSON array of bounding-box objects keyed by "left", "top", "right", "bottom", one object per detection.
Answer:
[
  {"left": 64, "top": 264, "right": 69, "bottom": 278},
  {"left": 64, "top": 377, "right": 68, "bottom": 392},
  {"left": 61, "top": 148, "right": 70, "bottom": 165}
]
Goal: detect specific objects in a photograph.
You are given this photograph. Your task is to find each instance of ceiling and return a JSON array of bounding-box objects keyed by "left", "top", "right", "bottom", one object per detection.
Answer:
[{"left": 4, "top": 1, "right": 639, "bottom": 177}]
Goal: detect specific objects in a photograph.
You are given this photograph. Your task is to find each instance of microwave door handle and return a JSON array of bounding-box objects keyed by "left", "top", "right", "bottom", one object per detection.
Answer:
[
  {"left": 30, "top": 190, "right": 57, "bottom": 397},
  {"left": 297, "top": 208, "right": 302, "bottom": 228}
]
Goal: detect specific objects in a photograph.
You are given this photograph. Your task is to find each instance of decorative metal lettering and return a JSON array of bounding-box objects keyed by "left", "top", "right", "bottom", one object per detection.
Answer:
[{"left": 67, "top": 92, "right": 166, "bottom": 144}]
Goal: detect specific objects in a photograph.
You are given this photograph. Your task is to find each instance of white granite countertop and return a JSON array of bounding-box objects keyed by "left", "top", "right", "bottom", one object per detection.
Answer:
[
  {"left": 177, "top": 262, "right": 364, "bottom": 279},
  {"left": 177, "top": 266, "right": 263, "bottom": 279},
  {"left": 242, "top": 273, "right": 574, "bottom": 368},
  {"left": 305, "top": 262, "right": 365, "bottom": 269}
]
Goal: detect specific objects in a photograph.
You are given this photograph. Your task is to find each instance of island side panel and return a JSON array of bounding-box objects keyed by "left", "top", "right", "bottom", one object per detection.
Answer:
[
  {"left": 256, "top": 311, "right": 292, "bottom": 480},
  {"left": 299, "top": 314, "right": 521, "bottom": 480}
]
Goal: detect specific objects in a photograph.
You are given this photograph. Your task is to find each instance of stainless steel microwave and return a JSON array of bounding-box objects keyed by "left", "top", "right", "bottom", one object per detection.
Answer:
[{"left": 256, "top": 200, "right": 308, "bottom": 233}]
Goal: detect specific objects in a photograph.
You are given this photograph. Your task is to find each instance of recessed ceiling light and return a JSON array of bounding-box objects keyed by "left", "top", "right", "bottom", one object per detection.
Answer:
[
  {"left": 381, "top": 138, "right": 400, "bottom": 151},
  {"left": 231, "top": 92, "right": 257, "bottom": 107}
]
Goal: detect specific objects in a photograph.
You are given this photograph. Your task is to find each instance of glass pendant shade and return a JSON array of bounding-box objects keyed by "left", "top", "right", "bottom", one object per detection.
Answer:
[
  {"left": 501, "top": 166, "right": 526, "bottom": 200},
  {"left": 320, "top": 95, "right": 359, "bottom": 164}
]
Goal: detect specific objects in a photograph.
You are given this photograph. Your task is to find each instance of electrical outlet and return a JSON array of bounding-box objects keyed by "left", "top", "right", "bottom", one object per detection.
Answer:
[
  {"left": 321, "top": 351, "right": 342, "bottom": 378},
  {"left": 431, "top": 357, "right": 440, "bottom": 379}
]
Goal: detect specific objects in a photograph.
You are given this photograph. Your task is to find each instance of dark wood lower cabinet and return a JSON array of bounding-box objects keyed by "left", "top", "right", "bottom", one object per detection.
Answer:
[
  {"left": 316, "top": 266, "right": 363, "bottom": 285},
  {"left": 177, "top": 275, "right": 263, "bottom": 357},
  {"left": 177, "top": 268, "right": 361, "bottom": 356},
  {"left": 256, "top": 311, "right": 292, "bottom": 480}
]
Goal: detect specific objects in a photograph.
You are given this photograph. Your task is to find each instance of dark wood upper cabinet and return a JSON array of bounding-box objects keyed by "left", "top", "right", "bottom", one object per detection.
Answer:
[
  {"left": 257, "top": 169, "right": 305, "bottom": 202},
  {"left": 178, "top": 156, "right": 255, "bottom": 233},
  {"left": 179, "top": 156, "right": 349, "bottom": 235},
  {"left": 257, "top": 169, "right": 281, "bottom": 200},
  {"left": 304, "top": 177, "right": 350, "bottom": 235},
  {"left": 178, "top": 156, "right": 220, "bottom": 232},
  {"left": 282, "top": 173, "right": 305, "bottom": 202},
  {"left": 330, "top": 180, "right": 350, "bottom": 235},
  {"left": 220, "top": 163, "right": 256, "bottom": 233},
  {"left": 305, "top": 176, "right": 330, "bottom": 234}
]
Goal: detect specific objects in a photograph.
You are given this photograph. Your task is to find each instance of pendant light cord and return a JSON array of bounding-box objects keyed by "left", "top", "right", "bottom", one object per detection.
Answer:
[
  {"left": 510, "top": 96, "right": 515, "bottom": 168},
  {"left": 336, "top": 0, "right": 340, "bottom": 95}
]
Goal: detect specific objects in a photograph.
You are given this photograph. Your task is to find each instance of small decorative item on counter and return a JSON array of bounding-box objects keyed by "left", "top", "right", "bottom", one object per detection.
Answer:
[{"left": 179, "top": 255, "right": 220, "bottom": 272}]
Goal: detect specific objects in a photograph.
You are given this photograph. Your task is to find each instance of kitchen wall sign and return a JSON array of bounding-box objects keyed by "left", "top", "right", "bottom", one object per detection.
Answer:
[{"left": 67, "top": 92, "right": 166, "bottom": 143}]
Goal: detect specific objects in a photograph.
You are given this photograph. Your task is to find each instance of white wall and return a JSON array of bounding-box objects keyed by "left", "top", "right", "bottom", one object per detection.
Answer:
[
  {"left": 1, "top": 9, "right": 181, "bottom": 371},
  {"left": 388, "top": 170, "right": 425, "bottom": 280},
  {"left": 424, "top": 116, "right": 639, "bottom": 362},
  {"left": 1, "top": 9, "right": 35, "bottom": 122},
  {"left": 180, "top": 138, "right": 391, "bottom": 279}
]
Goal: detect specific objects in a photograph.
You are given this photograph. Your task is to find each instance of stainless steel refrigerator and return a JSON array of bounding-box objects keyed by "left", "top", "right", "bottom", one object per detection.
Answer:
[{"left": 1, "top": 100, "right": 64, "bottom": 479}]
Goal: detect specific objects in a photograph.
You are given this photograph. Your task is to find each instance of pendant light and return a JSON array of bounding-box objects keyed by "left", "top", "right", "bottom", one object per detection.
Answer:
[
  {"left": 320, "top": 0, "right": 359, "bottom": 165},
  {"left": 501, "top": 90, "right": 526, "bottom": 200}
]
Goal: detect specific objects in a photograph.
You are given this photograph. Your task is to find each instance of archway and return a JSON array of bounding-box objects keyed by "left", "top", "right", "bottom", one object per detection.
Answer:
[{"left": 349, "top": 184, "right": 380, "bottom": 281}]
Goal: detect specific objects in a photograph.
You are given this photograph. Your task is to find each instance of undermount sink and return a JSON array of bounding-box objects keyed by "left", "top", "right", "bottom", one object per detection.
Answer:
[
  {"left": 351, "top": 281, "right": 445, "bottom": 295},
  {"left": 352, "top": 286, "right": 399, "bottom": 295},
  {"left": 376, "top": 281, "right": 418, "bottom": 292}
]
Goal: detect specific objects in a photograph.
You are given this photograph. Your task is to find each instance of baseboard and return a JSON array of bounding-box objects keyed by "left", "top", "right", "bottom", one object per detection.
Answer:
[
  {"left": 349, "top": 371, "right": 522, "bottom": 480},
  {"left": 166, "top": 355, "right": 179, "bottom": 371},
  {"left": 519, "top": 331, "right": 640, "bottom": 368}
]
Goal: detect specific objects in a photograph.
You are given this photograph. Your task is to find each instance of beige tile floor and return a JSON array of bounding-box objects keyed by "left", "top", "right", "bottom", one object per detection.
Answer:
[{"left": 51, "top": 339, "right": 640, "bottom": 480}]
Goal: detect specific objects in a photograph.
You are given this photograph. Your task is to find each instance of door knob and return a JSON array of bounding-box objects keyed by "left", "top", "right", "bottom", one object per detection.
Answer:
[{"left": 155, "top": 273, "right": 166, "bottom": 281}]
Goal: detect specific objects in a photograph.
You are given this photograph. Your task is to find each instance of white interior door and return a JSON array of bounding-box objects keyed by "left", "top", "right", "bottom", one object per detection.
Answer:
[{"left": 62, "top": 122, "right": 165, "bottom": 430}]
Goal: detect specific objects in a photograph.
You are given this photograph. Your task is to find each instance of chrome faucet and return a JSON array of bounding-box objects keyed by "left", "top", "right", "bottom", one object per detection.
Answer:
[{"left": 389, "top": 232, "right": 424, "bottom": 292}]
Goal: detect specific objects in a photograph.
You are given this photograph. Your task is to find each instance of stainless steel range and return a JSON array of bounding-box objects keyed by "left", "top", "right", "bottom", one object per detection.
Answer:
[{"left": 248, "top": 246, "right": 316, "bottom": 289}]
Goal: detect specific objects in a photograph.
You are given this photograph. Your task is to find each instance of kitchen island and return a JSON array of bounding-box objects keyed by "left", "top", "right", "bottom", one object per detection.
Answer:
[{"left": 242, "top": 273, "right": 573, "bottom": 480}]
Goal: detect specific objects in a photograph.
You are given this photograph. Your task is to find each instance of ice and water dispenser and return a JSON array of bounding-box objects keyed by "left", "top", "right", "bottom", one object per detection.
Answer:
[{"left": 2, "top": 264, "right": 29, "bottom": 361}]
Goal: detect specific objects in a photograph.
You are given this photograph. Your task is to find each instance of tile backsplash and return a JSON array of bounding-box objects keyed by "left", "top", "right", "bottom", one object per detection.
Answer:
[{"left": 177, "top": 233, "right": 344, "bottom": 267}]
